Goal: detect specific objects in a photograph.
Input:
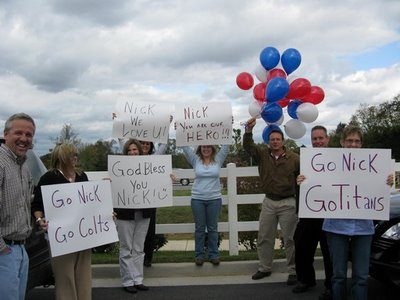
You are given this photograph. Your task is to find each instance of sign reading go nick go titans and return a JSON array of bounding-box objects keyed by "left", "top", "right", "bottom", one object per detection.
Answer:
[{"left": 299, "top": 148, "right": 392, "bottom": 220}]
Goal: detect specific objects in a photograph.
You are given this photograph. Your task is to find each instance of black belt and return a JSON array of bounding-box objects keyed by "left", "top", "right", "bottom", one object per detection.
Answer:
[{"left": 4, "top": 239, "right": 25, "bottom": 245}]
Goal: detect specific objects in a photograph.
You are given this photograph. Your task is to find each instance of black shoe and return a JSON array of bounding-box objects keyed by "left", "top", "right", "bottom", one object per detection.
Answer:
[
  {"left": 195, "top": 258, "right": 204, "bottom": 266},
  {"left": 252, "top": 271, "right": 271, "bottom": 280},
  {"left": 135, "top": 284, "right": 149, "bottom": 291},
  {"left": 210, "top": 258, "right": 220, "bottom": 265},
  {"left": 292, "top": 282, "right": 315, "bottom": 293},
  {"left": 123, "top": 286, "right": 137, "bottom": 294},
  {"left": 319, "top": 288, "right": 332, "bottom": 300},
  {"left": 287, "top": 274, "right": 297, "bottom": 286},
  {"left": 144, "top": 260, "right": 152, "bottom": 267}
]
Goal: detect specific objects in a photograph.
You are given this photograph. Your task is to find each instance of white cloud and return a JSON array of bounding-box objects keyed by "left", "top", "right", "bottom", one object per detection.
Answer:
[{"left": 0, "top": 0, "right": 399, "bottom": 155}]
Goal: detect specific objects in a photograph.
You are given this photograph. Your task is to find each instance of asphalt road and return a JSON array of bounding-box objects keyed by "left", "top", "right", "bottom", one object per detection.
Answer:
[{"left": 26, "top": 278, "right": 399, "bottom": 300}]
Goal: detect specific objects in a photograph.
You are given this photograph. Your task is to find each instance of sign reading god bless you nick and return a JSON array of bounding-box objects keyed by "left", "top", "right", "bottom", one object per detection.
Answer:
[
  {"left": 299, "top": 148, "right": 392, "bottom": 220},
  {"left": 108, "top": 154, "right": 173, "bottom": 209},
  {"left": 175, "top": 101, "right": 233, "bottom": 146},
  {"left": 41, "top": 180, "right": 119, "bottom": 257},
  {"left": 112, "top": 99, "right": 172, "bottom": 144}
]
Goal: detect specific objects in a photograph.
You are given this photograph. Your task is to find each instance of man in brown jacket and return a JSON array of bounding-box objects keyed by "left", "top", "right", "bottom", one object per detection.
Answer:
[{"left": 243, "top": 117, "right": 299, "bottom": 286}]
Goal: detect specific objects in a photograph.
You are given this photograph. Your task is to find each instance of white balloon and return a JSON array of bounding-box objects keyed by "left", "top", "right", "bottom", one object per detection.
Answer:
[
  {"left": 296, "top": 102, "right": 319, "bottom": 123},
  {"left": 248, "top": 100, "right": 262, "bottom": 118},
  {"left": 254, "top": 65, "right": 268, "bottom": 83},
  {"left": 284, "top": 119, "right": 306, "bottom": 139},
  {"left": 268, "top": 114, "right": 284, "bottom": 126}
]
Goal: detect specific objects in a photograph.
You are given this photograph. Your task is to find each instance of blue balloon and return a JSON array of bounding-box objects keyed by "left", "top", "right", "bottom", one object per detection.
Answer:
[
  {"left": 266, "top": 77, "right": 289, "bottom": 102},
  {"left": 260, "top": 102, "right": 283, "bottom": 124},
  {"left": 281, "top": 48, "right": 301, "bottom": 75},
  {"left": 262, "top": 124, "right": 282, "bottom": 143},
  {"left": 259, "top": 47, "right": 280, "bottom": 71},
  {"left": 287, "top": 100, "right": 302, "bottom": 119}
]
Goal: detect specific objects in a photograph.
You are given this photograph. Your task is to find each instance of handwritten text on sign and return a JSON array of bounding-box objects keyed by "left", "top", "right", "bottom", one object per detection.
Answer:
[
  {"left": 108, "top": 155, "right": 173, "bottom": 209},
  {"left": 112, "top": 100, "right": 172, "bottom": 143},
  {"left": 299, "top": 148, "right": 392, "bottom": 220},
  {"left": 41, "top": 180, "right": 119, "bottom": 257},
  {"left": 175, "top": 102, "right": 232, "bottom": 146}
]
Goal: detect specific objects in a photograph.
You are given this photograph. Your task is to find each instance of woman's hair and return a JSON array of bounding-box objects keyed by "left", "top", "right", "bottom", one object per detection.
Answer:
[
  {"left": 341, "top": 125, "right": 363, "bottom": 143},
  {"left": 195, "top": 145, "right": 217, "bottom": 163},
  {"left": 123, "top": 139, "right": 143, "bottom": 155},
  {"left": 139, "top": 140, "right": 155, "bottom": 154},
  {"left": 50, "top": 143, "right": 82, "bottom": 175}
]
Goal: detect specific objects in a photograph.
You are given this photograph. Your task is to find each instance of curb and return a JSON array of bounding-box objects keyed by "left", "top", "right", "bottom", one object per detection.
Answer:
[{"left": 91, "top": 258, "right": 326, "bottom": 287}]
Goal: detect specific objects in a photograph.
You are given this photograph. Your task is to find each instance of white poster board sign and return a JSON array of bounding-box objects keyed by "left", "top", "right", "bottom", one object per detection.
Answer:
[
  {"left": 41, "top": 180, "right": 119, "bottom": 257},
  {"left": 299, "top": 148, "right": 392, "bottom": 220},
  {"left": 108, "top": 155, "right": 173, "bottom": 208},
  {"left": 112, "top": 99, "right": 171, "bottom": 143},
  {"left": 175, "top": 101, "right": 232, "bottom": 146}
]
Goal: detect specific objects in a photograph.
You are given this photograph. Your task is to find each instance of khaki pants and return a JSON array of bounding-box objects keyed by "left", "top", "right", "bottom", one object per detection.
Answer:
[
  {"left": 51, "top": 249, "right": 92, "bottom": 300},
  {"left": 257, "top": 196, "right": 298, "bottom": 275}
]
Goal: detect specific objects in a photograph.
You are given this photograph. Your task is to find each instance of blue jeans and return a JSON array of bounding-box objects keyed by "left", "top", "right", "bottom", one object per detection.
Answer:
[
  {"left": 191, "top": 198, "right": 222, "bottom": 260},
  {"left": 0, "top": 244, "right": 29, "bottom": 300},
  {"left": 327, "top": 232, "right": 373, "bottom": 300}
]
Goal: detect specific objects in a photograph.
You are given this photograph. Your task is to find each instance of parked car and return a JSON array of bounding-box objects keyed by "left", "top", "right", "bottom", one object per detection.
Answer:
[{"left": 370, "top": 192, "right": 400, "bottom": 288}]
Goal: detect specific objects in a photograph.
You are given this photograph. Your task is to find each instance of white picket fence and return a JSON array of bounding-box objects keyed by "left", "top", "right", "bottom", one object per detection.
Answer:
[{"left": 86, "top": 162, "right": 400, "bottom": 256}]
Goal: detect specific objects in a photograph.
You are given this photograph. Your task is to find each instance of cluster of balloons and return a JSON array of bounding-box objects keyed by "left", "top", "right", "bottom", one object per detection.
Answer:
[{"left": 236, "top": 46, "right": 325, "bottom": 142}]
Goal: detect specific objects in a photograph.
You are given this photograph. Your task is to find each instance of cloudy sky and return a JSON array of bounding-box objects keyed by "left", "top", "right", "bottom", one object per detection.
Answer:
[{"left": 1, "top": 0, "right": 400, "bottom": 155}]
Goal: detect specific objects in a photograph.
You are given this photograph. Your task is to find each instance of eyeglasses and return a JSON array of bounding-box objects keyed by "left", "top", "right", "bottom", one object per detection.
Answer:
[{"left": 344, "top": 139, "right": 361, "bottom": 145}]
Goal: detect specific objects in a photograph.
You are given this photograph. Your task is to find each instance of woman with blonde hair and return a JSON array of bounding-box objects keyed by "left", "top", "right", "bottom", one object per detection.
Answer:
[
  {"left": 32, "top": 143, "right": 91, "bottom": 300},
  {"left": 182, "top": 144, "right": 229, "bottom": 266}
]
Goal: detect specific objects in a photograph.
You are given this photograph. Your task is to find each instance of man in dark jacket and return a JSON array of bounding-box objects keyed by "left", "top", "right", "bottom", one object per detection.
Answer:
[
  {"left": 292, "top": 125, "right": 333, "bottom": 299},
  {"left": 243, "top": 117, "right": 299, "bottom": 286}
]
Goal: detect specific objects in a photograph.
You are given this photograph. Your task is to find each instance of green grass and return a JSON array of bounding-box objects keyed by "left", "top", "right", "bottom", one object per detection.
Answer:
[
  {"left": 91, "top": 247, "right": 323, "bottom": 264},
  {"left": 93, "top": 250, "right": 265, "bottom": 264}
]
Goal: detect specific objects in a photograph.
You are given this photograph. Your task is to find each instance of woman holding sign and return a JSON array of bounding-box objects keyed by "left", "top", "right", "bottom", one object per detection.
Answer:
[
  {"left": 139, "top": 140, "right": 167, "bottom": 268},
  {"left": 298, "top": 125, "right": 394, "bottom": 300},
  {"left": 182, "top": 144, "right": 229, "bottom": 266},
  {"left": 113, "top": 112, "right": 172, "bottom": 268},
  {"left": 114, "top": 139, "right": 151, "bottom": 294},
  {"left": 32, "top": 143, "right": 92, "bottom": 300}
]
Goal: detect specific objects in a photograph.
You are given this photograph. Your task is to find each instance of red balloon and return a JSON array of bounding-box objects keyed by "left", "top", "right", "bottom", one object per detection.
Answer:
[
  {"left": 266, "top": 68, "right": 287, "bottom": 82},
  {"left": 278, "top": 98, "right": 290, "bottom": 108},
  {"left": 253, "top": 83, "right": 266, "bottom": 102},
  {"left": 236, "top": 72, "right": 254, "bottom": 90},
  {"left": 301, "top": 86, "right": 325, "bottom": 104},
  {"left": 286, "top": 78, "right": 311, "bottom": 99}
]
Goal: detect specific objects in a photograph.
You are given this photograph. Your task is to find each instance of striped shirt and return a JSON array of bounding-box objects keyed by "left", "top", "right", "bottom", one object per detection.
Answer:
[{"left": 0, "top": 144, "right": 33, "bottom": 251}]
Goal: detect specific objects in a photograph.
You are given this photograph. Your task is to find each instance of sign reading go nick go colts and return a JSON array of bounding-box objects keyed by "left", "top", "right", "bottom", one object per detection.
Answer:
[
  {"left": 108, "top": 154, "right": 173, "bottom": 209},
  {"left": 298, "top": 148, "right": 392, "bottom": 220},
  {"left": 41, "top": 180, "right": 119, "bottom": 257},
  {"left": 175, "top": 101, "right": 233, "bottom": 146},
  {"left": 112, "top": 99, "right": 172, "bottom": 144}
]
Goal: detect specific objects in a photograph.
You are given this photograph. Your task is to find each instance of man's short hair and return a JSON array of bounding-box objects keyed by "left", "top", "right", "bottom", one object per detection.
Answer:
[
  {"left": 4, "top": 113, "right": 36, "bottom": 134},
  {"left": 269, "top": 129, "right": 284, "bottom": 140},
  {"left": 311, "top": 125, "right": 327, "bottom": 136}
]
